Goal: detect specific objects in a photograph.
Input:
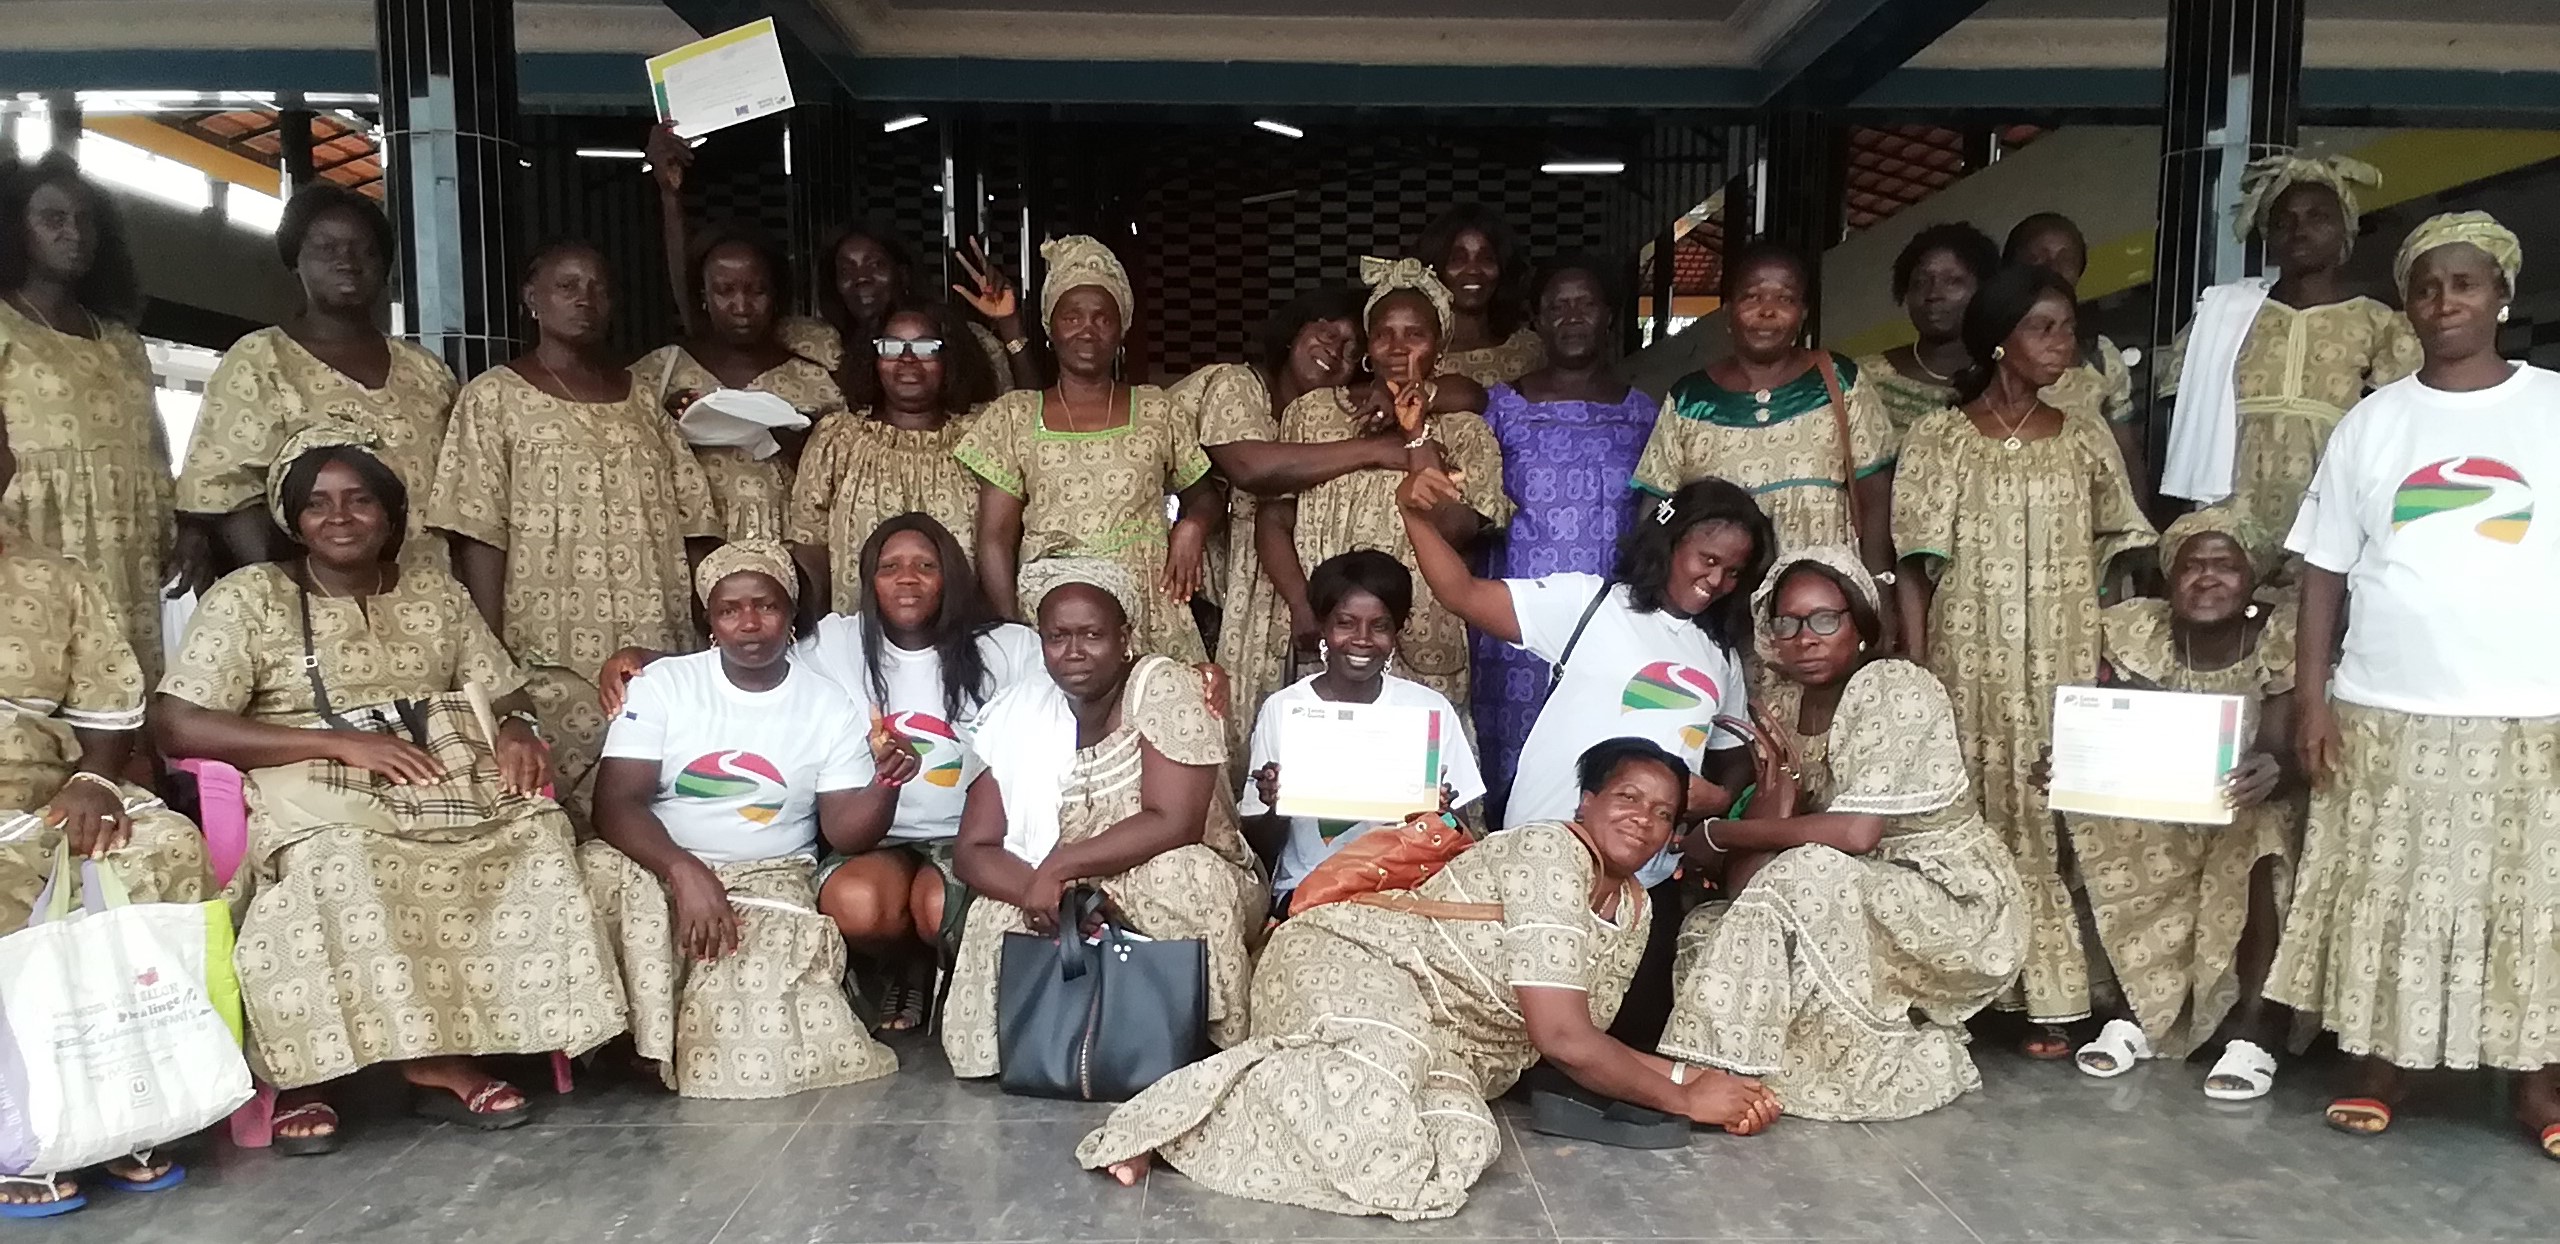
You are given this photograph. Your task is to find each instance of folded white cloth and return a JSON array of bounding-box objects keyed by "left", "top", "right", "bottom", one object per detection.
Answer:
[
  {"left": 2161, "top": 277, "right": 2273, "bottom": 503},
  {"left": 976, "top": 675, "right": 1076, "bottom": 867}
]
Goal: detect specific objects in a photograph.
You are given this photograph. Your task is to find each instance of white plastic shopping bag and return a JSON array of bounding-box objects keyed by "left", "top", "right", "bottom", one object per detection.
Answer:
[{"left": 0, "top": 843, "right": 252, "bottom": 1175}]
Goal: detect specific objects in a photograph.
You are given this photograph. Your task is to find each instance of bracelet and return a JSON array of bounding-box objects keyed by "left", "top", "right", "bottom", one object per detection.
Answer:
[
  {"left": 1002, "top": 336, "right": 1029, "bottom": 356},
  {"left": 501, "top": 709, "right": 544, "bottom": 739},
  {"left": 66, "top": 771, "right": 121, "bottom": 799},
  {"left": 1698, "top": 819, "right": 1725, "bottom": 852},
  {"left": 1670, "top": 1061, "right": 1690, "bottom": 1085},
  {"left": 1403, "top": 434, "right": 1432, "bottom": 451}
]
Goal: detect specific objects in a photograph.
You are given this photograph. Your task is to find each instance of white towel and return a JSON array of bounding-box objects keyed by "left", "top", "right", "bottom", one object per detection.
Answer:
[
  {"left": 2161, "top": 278, "right": 2273, "bottom": 503},
  {"left": 975, "top": 676, "right": 1077, "bottom": 867}
]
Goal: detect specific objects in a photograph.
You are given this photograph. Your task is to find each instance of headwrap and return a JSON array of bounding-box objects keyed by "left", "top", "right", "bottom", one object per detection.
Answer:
[
  {"left": 694, "top": 538, "right": 799, "bottom": 606},
  {"left": 267, "top": 422, "right": 384, "bottom": 531},
  {"left": 1038, "top": 235, "right": 1134, "bottom": 333},
  {"left": 1358, "top": 255, "right": 1454, "bottom": 334},
  {"left": 1016, "top": 556, "right": 1143, "bottom": 625},
  {"left": 2157, "top": 506, "right": 2271, "bottom": 582},
  {"left": 2393, "top": 210, "right": 2523, "bottom": 298},
  {"left": 2235, "top": 153, "right": 2382, "bottom": 243},
  {"left": 1753, "top": 543, "right": 1879, "bottom": 632}
]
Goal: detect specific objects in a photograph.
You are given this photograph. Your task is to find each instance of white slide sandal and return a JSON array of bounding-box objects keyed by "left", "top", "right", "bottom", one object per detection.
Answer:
[
  {"left": 2074, "top": 1018, "right": 2152, "bottom": 1078},
  {"left": 2203, "top": 1038, "right": 2278, "bottom": 1101}
]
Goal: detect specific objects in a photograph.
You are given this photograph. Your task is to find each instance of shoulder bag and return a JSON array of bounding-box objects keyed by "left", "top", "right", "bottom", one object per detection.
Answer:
[{"left": 996, "top": 888, "right": 1208, "bottom": 1102}]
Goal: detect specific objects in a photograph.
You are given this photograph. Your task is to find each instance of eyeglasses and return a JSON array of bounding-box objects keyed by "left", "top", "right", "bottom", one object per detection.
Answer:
[
  {"left": 1767, "top": 609, "right": 1850, "bottom": 640},
  {"left": 874, "top": 337, "right": 945, "bottom": 359}
]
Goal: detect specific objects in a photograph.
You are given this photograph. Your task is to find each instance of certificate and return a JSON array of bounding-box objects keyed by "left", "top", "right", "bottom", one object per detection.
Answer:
[
  {"left": 1273, "top": 700, "right": 1442, "bottom": 823},
  {"left": 2047, "top": 685, "right": 2243, "bottom": 826},
  {"left": 646, "top": 18, "right": 796, "bottom": 139}
]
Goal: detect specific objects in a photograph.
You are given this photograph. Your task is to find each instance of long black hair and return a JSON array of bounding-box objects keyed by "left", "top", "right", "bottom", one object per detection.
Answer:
[
  {"left": 277, "top": 444, "right": 409, "bottom": 564},
  {"left": 1258, "top": 286, "right": 1366, "bottom": 377},
  {"left": 856, "top": 512, "right": 1004, "bottom": 721},
  {"left": 1612, "top": 477, "right": 1775, "bottom": 652},
  {"left": 1410, "top": 205, "right": 1528, "bottom": 340},
  {"left": 1955, "top": 263, "right": 2079, "bottom": 403},
  {"left": 0, "top": 153, "right": 140, "bottom": 323}
]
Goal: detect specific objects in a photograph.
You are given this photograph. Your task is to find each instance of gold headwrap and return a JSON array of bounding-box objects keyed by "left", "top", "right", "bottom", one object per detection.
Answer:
[
  {"left": 2393, "top": 210, "right": 2523, "bottom": 298},
  {"left": 2157, "top": 506, "right": 2270, "bottom": 581},
  {"left": 1039, "top": 235, "right": 1134, "bottom": 333},
  {"left": 2235, "top": 153, "right": 2382, "bottom": 243},
  {"left": 694, "top": 538, "right": 799, "bottom": 606},
  {"left": 1752, "top": 544, "right": 1880, "bottom": 661},
  {"left": 267, "top": 422, "right": 385, "bottom": 530},
  {"left": 1358, "top": 255, "right": 1454, "bottom": 334},
  {"left": 1017, "top": 556, "right": 1143, "bottom": 624}
]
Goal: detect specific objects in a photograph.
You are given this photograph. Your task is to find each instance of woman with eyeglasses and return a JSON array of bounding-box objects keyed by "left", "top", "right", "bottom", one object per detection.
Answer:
[
  {"left": 1659, "top": 546, "right": 2022, "bottom": 1122},
  {"left": 788, "top": 302, "right": 999, "bottom": 614}
]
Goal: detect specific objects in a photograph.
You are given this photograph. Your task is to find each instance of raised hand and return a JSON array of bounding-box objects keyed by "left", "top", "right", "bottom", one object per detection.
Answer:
[
  {"left": 645, "top": 121, "right": 693, "bottom": 197},
  {"left": 950, "top": 237, "right": 1021, "bottom": 325}
]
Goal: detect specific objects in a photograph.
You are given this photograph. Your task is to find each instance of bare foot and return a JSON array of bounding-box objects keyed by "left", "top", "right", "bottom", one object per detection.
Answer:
[
  {"left": 1106, "top": 1154, "right": 1153, "bottom": 1186},
  {"left": 2021, "top": 1024, "right": 2074, "bottom": 1060},
  {"left": 402, "top": 1055, "right": 527, "bottom": 1113},
  {"left": 101, "top": 1153, "right": 173, "bottom": 1185},
  {"left": 1677, "top": 1068, "right": 1783, "bottom": 1135},
  {"left": 2323, "top": 1055, "right": 2402, "bottom": 1136},
  {"left": 2512, "top": 1065, "right": 2560, "bottom": 1157},
  {"left": 273, "top": 1089, "right": 340, "bottom": 1147},
  {"left": 0, "top": 1175, "right": 78, "bottom": 1209}
]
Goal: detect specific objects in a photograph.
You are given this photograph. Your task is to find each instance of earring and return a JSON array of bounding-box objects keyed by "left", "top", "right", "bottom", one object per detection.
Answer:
[
  {"left": 1317, "top": 639, "right": 1331, "bottom": 661},
  {"left": 2498, "top": 305, "right": 2513, "bottom": 323},
  {"left": 1992, "top": 345, "right": 2006, "bottom": 360},
  {"left": 2244, "top": 602, "right": 2261, "bottom": 620}
]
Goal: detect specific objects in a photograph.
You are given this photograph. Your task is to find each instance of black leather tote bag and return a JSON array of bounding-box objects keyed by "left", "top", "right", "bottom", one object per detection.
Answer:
[{"left": 996, "top": 888, "right": 1208, "bottom": 1101}]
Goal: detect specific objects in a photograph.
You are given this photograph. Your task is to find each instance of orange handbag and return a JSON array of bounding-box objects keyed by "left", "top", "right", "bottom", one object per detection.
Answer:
[{"left": 1288, "top": 812, "right": 1476, "bottom": 913}]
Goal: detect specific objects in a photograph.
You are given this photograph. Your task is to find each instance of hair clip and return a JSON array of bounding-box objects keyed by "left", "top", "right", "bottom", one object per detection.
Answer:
[{"left": 1655, "top": 497, "right": 1677, "bottom": 525}]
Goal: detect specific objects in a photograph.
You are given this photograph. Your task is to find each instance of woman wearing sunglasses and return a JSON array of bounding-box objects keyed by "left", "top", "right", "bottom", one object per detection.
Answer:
[
  {"left": 1658, "top": 545, "right": 2024, "bottom": 1123},
  {"left": 788, "top": 302, "right": 1000, "bottom": 614}
]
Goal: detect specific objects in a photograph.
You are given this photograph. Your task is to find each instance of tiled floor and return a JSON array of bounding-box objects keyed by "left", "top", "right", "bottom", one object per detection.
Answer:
[{"left": 37, "top": 1035, "right": 2558, "bottom": 1244}]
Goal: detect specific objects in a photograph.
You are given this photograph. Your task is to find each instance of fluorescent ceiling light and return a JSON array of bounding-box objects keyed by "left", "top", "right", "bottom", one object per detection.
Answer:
[
  {"left": 574, "top": 147, "right": 646, "bottom": 160},
  {"left": 1239, "top": 188, "right": 1298, "bottom": 205},
  {"left": 1541, "top": 160, "right": 1626, "bottom": 175},
  {"left": 882, "top": 113, "right": 929, "bottom": 133},
  {"left": 1252, "top": 119, "right": 1304, "bottom": 139}
]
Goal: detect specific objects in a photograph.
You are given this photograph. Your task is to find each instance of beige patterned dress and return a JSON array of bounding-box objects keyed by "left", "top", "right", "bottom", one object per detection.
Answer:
[
  {"left": 632, "top": 345, "right": 845, "bottom": 543},
  {"left": 178, "top": 326, "right": 458, "bottom": 565},
  {"left": 1075, "top": 820, "right": 1648, "bottom": 1220},
  {"left": 0, "top": 301, "right": 173, "bottom": 683},
  {"left": 1850, "top": 352, "right": 1960, "bottom": 443},
  {"left": 159, "top": 562, "right": 625, "bottom": 1089},
  {"left": 0, "top": 545, "right": 209, "bottom": 927},
  {"left": 2042, "top": 334, "right": 2137, "bottom": 429},
  {"left": 2158, "top": 299, "right": 2420, "bottom": 560},
  {"left": 1895, "top": 408, "right": 2153, "bottom": 1023},
  {"left": 1438, "top": 327, "right": 1546, "bottom": 388},
  {"left": 1631, "top": 355, "right": 1896, "bottom": 559},
  {"left": 1660, "top": 660, "right": 2023, "bottom": 1121},
  {"left": 2070, "top": 599, "right": 2299, "bottom": 1058},
  {"left": 943, "top": 657, "right": 1264, "bottom": 1077},
  {"left": 1275, "top": 386, "right": 1514, "bottom": 714},
  {"left": 955, "top": 388, "right": 1211, "bottom": 662},
  {"left": 1172, "top": 363, "right": 1286, "bottom": 763},
  {"left": 787, "top": 410, "right": 980, "bottom": 615},
  {"left": 426, "top": 367, "right": 719, "bottom": 815}
]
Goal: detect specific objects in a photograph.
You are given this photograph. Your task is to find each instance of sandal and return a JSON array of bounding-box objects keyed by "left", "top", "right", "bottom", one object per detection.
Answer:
[
  {"left": 271, "top": 1102, "right": 344, "bottom": 1157},
  {"left": 2324, "top": 1096, "right": 2394, "bottom": 1137},
  {"left": 2538, "top": 1123, "right": 2560, "bottom": 1162},
  {"left": 412, "top": 1080, "right": 532, "bottom": 1131},
  {"left": 1527, "top": 1087, "right": 1690, "bottom": 1150},
  {"left": 0, "top": 1173, "right": 83, "bottom": 1219},
  {"left": 885, "top": 959, "right": 935, "bottom": 1032},
  {"left": 2074, "top": 1018, "right": 2152, "bottom": 1078},
  {"left": 2204, "top": 1039, "right": 2278, "bottom": 1102},
  {"left": 98, "top": 1149, "right": 186, "bottom": 1193},
  {"left": 2021, "top": 1023, "right": 2075, "bottom": 1061}
]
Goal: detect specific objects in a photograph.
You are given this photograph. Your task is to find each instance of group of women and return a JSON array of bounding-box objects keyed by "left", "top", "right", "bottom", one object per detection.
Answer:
[{"left": 0, "top": 136, "right": 2553, "bottom": 1223}]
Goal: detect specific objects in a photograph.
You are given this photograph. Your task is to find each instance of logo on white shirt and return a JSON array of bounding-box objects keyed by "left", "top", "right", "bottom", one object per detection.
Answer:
[{"left": 2393, "top": 456, "right": 2533, "bottom": 544}]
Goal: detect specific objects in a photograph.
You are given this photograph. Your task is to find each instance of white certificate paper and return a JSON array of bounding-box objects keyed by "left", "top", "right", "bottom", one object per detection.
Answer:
[
  {"left": 1273, "top": 700, "right": 1442, "bottom": 823},
  {"left": 647, "top": 18, "right": 796, "bottom": 139},
  {"left": 2047, "top": 685, "right": 2243, "bottom": 826}
]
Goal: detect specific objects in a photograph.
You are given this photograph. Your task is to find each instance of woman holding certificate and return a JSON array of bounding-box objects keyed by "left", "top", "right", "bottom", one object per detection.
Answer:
[{"left": 2266, "top": 213, "right": 2560, "bottom": 1157}]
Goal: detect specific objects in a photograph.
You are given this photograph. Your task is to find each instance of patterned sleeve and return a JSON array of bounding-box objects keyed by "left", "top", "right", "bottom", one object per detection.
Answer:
[
  {"left": 1441, "top": 412, "right": 1517, "bottom": 528},
  {"left": 425, "top": 377, "right": 515, "bottom": 550},
  {"left": 1129, "top": 656, "right": 1226, "bottom": 770},
  {"left": 2253, "top": 600, "right": 2299, "bottom": 698},
  {"left": 969, "top": 323, "right": 1016, "bottom": 396},
  {"left": 786, "top": 413, "right": 847, "bottom": 546},
  {"left": 778, "top": 316, "right": 843, "bottom": 373},
  {"left": 2371, "top": 306, "right": 2423, "bottom": 388},
  {"left": 1494, "top": 821, "right": 1601, "bottom": 992},
  {"left": 59, "top": 562, "right": 146, "bottom": 731},
  {"left": 1156, "top": 389, "right": 1213, "bottom": 492},
  {"left": 2097, "top": 337, "right": 2136, "bottom": 425},
  {"left": 2155, "top": 323, "right": 2193, "bottom": 398},
  {"left": 954, "top": 392, "right": 1032, "bottom": 498},
  {"left": 1825, "top": 660, "right": 1967, "bottom": 819},
  {"left": 439, "top": 571, "right": 528, "bottom": 700},
  {"left": 1627, "top": 393, "right": 1687, "bottom": 497},
  {"left": 158, "top": 571, "right": 268, "bottom": 713},
  {"left": 175, "top": 331, "right": 289, "bottom": 516},
  {"left": 1841, "top": 362, "right": 1898, "bottom": 474},
  {"left": 656, "top": 412, "right": 723, "bottom": 540},
  {"left": 1192, "top": 364, "right": 1278, "bottom": 447},
  {"left": 2081, "top": 416, "right": 2157, "bottom": 568},
  {"left": 1891, "top": 413, "right": 1960, "bottom": 564}
]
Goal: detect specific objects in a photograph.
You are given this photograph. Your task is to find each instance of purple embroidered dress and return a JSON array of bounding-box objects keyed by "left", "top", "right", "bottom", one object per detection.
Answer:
[{"left": 1470, "top": 381, "right": 1659, "bottom": 806}]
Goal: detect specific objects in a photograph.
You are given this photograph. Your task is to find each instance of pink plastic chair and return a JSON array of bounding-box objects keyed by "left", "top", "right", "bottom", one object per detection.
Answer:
[{"left": 173, "top": 757, "right": 576, "bottom": 1148}]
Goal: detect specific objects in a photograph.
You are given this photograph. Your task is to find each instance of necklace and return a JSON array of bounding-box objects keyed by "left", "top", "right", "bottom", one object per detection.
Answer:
[
  {"left": 1052, "top": 383, "right": 1116, "bottom": 433},
  {"left": 1909, "top": 346, "right": 1957, "bottom": 385},
  {"left": 527, "top": 353, "right": 580, "bottom": 402},
  {"left": 1981, "top": 393, "right": 2037, "bottom": 451}
]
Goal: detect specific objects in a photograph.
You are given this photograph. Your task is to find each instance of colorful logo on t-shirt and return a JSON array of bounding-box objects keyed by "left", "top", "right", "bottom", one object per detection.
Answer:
[
  {"left": 1678, "top": 724, "right": 1710, "bottom": 752},
  {"left": 675, "top": 750, "right": 788, "bottom": 824},
  {"left": 2392, "top": 457, "right": 2533, "bottom": 544},
  {"left": 888, "top": 712, "right": 966, "bottom": 787},
  {"left": 1620, "top": 661, "right": 1721, "bottom": 714}
]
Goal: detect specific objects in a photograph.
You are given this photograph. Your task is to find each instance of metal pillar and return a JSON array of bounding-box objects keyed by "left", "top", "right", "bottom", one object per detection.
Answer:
[
  {"left": 1745, "top": 110, "right": 1845, "bottom": 340},
  {"left": 375, "top": 0, "right": 522, "bottom": 380},
  {"left": 785, "top": 91, "right": 854, "bottom": 315}
]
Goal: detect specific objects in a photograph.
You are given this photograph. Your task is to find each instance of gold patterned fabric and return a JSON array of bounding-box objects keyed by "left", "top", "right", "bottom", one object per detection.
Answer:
[
  {"left": 0, "top": 302, "right": 174, "bottom": 684},
  {"left": 1437, "top": 326, "right": 1546, "bottom": 388},
  {"left": 179, "top": 327, "right": 457, "bottom": 565},
  {"left": 1358, "top": 256, "right": 1454, "bottom": 333},
  {"left": 1895, "top": 409, "right": 2154, "bottom": 1023},
  {"left": 695, "top": 537, "right": 797, "bottom": 605},
  {"left": 1073, "top": 821, "right": 1649, "bottom": 1220},
  {"left": 1040, "top": 236, "right": 1136, "bottom": 331},
  {"left": 1849, "top": 352, "right": 1960, "bottom": 442},
  {"left": 0, "top": 545, "right": 207, "bottom": 927},
  {"left": 1632, "top": 355, "right": 1895, "bottom": 559},
  {"left": 942, "top": 656, "right": 1264, "bottom": 1077},
  {"left": 2070, "top": 599, "right": 2299, "bottom": 1058},
  {"left": 1661, "top": 660, "right": 2023, "bottom": 1121},
  {"left": 580, "top": 843, "right": 897, "bottom": 1098},
  {"left": 1173, "top": 362, "right": 1287, "bottom": 763},
  {"left": 2157, "top": 300, "right": 2418, "bottom": 560},
  {"left": 160, "top": 562, "right": 523, "bottom": 724},
  {"left": 955, "top": 387, "right": 1212, "bottom": 662},
  {"left": 2237, "top": 154, "right": 2382, "bottom": 241},
  {"left": 2042, "top": 335, "right": 2136, "bottom": 427},
  {"left": 2392, "top": 210, "right": 2521, "bottom": 294},
  {"left": 632, "top": 345, "right": 845, "bottom": 543},
  {"left": 779, "top": 315, "right": 1015, "bottom": 397},
  {"left": 786, "top": 410, "right": 980, "bottom": 614},
  {"left": 1275, "top": 386, "right": 1514, "bottom": 713},
  {"left": 2267, "top": 704, "right": 2560, "bottom": 1071}
]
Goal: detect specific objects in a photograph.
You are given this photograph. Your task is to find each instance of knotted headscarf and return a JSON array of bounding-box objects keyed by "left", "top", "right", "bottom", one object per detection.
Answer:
[
  {"left": 267, "top": 422, "right": 387, "bottom": 531},
  {"left": 694, "top": 538, "right": 799, "bottom": 606},
  {"left": 1038, "top": 235, "right": 1134, "bottom": 333},
  {"left": 2235, "top": 153, "right": 2383, "bottom": 243},
  {"left": 1358, "top": 255, "right": 1454, "bottom": 334},
  {"left": 1751, "top": 545, "right": 1880, "bottom": 663},
  {"left": 2393, "top": 210, "right": 2523, "bottom": 298},
  {"left": 1017, "top": 556, "right": 1143, "bottom": 625},
  {"left": 2158, "top": 506, "right": 2271, "bottom": 582}
]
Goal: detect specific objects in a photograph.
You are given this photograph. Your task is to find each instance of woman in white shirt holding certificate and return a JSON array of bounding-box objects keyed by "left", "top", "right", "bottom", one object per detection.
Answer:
[{"left": 2267, "top": 212, "right": 2560, "bottom": 1157}]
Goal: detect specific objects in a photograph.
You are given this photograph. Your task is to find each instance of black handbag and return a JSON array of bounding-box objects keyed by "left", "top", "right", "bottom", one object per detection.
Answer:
[{"left": 996, "top": 888, "right": 1208, "bottom": 1101}]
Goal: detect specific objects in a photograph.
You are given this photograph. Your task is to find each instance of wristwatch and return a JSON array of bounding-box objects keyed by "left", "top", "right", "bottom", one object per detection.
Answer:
[{"left": 1002, "top": 336, "right": 1029, "bottom": 356}]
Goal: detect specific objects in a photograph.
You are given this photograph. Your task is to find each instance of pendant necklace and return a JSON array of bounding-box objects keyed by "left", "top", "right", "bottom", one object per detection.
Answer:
[{"left": 1983, "top": 393, "right": 2036, "bottom": 452}]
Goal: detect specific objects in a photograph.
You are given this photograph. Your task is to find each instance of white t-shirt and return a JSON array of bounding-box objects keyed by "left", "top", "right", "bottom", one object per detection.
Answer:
[
  {"left": 602, "top": 650, "right": 876, "bottom": 866},
  {"left": 2287, "top": 364, "right": 2560, "bottom": 718},
  {"left": 1500, "top": 574, "right": 1748, "bottom": 885},
  {"left": 1238, "top": 673, "right": 1487, "bottom": 895},
  {"left": 795, "top": 616, "right": 1044, "bottom": 842}
]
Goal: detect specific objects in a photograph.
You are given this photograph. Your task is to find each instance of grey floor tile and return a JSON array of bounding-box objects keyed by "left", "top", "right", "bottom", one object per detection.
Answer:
[
  {"left": 711, "top": 1121, "right": 1146, "bottom": 1244},
  {"left": 1121, "top": 1114, "right": 1555, "bottom": 1241},
  {"left": 10, "top": 1126, "right": 419, "bottom": 1244},
  {"left": 537, "top": 1072, "right": 824, "bottom": 1127},
  {"left": 1521, "top": 1114, "right": 1975, "bottom": 1241},
  {"left": 806, "top": 1038, "right": 1119, "bottom": 1126}
]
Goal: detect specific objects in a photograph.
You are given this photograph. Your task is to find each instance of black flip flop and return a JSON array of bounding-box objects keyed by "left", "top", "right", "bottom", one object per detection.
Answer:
[
  {"left": 412, "top": 1082, "right": 532, "bottom": 1131},
  {"left": 270, "top": 1102, "right": 345, "bottom": 1157},
  {"left": 1527, "top": 1088, "right": 1689, "bottom": 1149}
]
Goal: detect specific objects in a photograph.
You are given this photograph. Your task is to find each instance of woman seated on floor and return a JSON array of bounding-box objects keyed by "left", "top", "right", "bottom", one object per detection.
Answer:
[
  {"left": 941, "top": 557, "right": 1265, "bottom": 1078},
  {"left": 154, "top": 428, "right": 626, "bottom": 1153},
  {"left": 1239, "top": 549, "right": 1484, "bottom": 918},
  {"left": 1659, "top": 546, "right": 2025, "bottom": 1123},
  {"left": 583, "top": 539, "right": 908, "bottom": 1099},
  {"left": 1076, "top": 737, "right": 1780, "bottom": 1221}
]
